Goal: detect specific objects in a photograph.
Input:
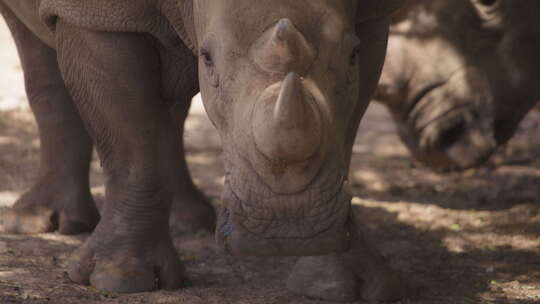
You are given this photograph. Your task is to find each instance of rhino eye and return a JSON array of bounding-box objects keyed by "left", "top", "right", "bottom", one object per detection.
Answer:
[
  {"left": 350, "top": 45, "right": 361, "bottom": 66},
  {"left": 479, "top": 0, "right": 498, "bottom": 5},
  {"left": 200, "top": 48, "right": 214, "bottom": 67},
  {"left": 471, "top": 0, "right": 503, "bottom": 25},
  {"left": 472, "top": 0, "right": 502, "bottom": 11},
  {"left": 200, "top": 47, "right": 219, "bottom": 87},
  {"left": 345, "top": 34, "right": 362, "bottom": 67}
]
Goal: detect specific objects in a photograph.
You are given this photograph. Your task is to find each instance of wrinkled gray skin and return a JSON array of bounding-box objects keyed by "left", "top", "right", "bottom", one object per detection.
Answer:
[
  {"left": 0, "top": 2, "right": 216, "bottom": 235},
  {"left": 376, "top": 0, "right": 540, "bottom": 171},
  {"left": 0, "top": 0, "right": 411, "bottom": 302}
]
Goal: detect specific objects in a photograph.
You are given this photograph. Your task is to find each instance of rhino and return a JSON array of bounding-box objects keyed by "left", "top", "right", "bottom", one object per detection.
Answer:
[
  {"left": 0, "top": 0, "right": 410, "bottom": 301},
  {"left": 376, "top": 0, "right": 540, "bottom": 171}
]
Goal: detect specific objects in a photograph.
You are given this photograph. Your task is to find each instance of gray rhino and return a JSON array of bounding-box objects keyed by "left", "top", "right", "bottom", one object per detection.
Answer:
[
  {"left": 377, "top": 0, "right": 540, "bottom": 171},
  {"left": 0, "top": 0, "right": 409, "bottom": 302}
]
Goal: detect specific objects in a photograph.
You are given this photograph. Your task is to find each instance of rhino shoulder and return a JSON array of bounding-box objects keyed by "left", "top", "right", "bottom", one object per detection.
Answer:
[{"left": 39, "top": 0, "right": 188, "bottom": 48}]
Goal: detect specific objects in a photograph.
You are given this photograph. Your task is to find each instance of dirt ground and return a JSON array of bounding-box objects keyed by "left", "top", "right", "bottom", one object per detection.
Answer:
[{"left": 1, "top": 18, "right": 540, "bottom": 304}]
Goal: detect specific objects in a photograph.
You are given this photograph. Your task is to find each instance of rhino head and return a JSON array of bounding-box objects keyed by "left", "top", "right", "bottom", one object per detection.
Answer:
[
  {"left": 191, "top": 0, "right": 401, "bottom": 256},
  {"left": 377, "top": 0, "right": 540, "bottom": 171}
]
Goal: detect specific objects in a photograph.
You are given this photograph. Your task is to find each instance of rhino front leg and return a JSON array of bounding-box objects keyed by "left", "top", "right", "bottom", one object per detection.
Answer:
[
  {"left": 55, "top": 22, "right": 186, "bottom": 292},
  {"left": 0, "top": 3, "right": 99, "bottom": 234},
  {"left": 164, "top": 58, "right": 215, "bottom": 234}
]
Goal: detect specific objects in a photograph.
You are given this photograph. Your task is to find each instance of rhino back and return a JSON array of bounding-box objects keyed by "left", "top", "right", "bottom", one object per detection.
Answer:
[{"left": 2, "top": 0, "right": 194, "bottom": 50}]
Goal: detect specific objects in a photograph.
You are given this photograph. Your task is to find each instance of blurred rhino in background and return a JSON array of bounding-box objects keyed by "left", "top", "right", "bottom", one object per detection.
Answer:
[{"left": 376, "top": 0, "right": 540, "bottom": 171}]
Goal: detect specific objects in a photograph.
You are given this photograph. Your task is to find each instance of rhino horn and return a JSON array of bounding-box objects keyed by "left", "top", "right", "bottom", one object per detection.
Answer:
[
  {"left": 274, "top": 72, "right": 306, "bottom": 122},
  {"left": 252, "top": 18, "right": 316, "bottom": 74},
  {"left": 252, "top": 72, "right": 322, "bottom": 163}
]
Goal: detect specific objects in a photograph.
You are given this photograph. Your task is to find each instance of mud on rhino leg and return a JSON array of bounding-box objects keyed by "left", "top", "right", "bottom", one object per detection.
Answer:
[
  {"left": 287, "top": 219, "right": 412, "bottom": 302},
  {"left": 163, "top": 50, "right": 216, "bottom": 235},
  {"left": 0, "top": 3, "right": 99, "bottom": 235},
  {"left": 56, "top": 22, "right": 185, "bottom": 292}
]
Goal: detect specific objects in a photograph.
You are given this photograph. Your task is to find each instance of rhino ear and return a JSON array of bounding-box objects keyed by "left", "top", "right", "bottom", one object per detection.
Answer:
[{"left": 356, "top": 0, "right": 406, "bottom": 22}]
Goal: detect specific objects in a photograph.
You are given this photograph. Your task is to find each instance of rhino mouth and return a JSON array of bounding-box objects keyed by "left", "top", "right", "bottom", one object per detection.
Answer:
[
  {"left": 414, "top": 103, "right": 476, "bottom": 148},
  {"left": 215, "top": 168, "right": 353, "bottom": 256},
  {"left": 401, "top": 82, "right": 497, "bottom": 171}
]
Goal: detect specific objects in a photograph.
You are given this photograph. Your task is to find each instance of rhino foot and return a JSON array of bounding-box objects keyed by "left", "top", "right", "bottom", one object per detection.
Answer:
[
  {"left": 68, "top": 227, "right": 185, "bottom": 293},
  {"left": 1, "top": 181, "right": 99, "bottom": 235},
  {"left": 169, "top": 186, "right": 216, "bottom": 235},
  {"left": 287, "top": 255, "right": 358, "bottom": 302},
  {"left": 288, "top": 254, "right": 412, "bottom": 303}
]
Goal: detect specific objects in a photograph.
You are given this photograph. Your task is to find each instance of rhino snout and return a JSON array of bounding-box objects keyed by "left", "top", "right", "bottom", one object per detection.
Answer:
[
  {"left": 411, "top": 108, "right": 497, "bottom": 171},
  {"left": 252, "top": 72, "right": 322, "bottom": 164},
  {"left": 441, "top": 123, "right": 497, "bottom": 170}
]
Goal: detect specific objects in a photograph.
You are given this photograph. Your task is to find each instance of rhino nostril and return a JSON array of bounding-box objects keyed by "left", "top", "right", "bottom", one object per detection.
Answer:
[{"left": 438, "top": 121, "right": 466, "bottom": 149}]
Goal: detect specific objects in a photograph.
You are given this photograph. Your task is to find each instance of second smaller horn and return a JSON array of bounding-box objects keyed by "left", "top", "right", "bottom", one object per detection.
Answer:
[{"left": 252, "top": 72, "right": 323, "bottom": 164}]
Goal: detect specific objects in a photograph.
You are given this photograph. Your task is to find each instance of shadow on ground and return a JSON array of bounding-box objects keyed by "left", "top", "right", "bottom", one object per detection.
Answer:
[{"left": 1, "top": 102, "right": 539, "bottom": 303}]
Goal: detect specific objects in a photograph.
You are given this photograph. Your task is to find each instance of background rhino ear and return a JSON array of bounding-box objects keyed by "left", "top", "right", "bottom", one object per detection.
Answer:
[
  {"left": 391, "top": 0, "right": 415, "bottom": 24},
  {"left": 356, "top": 0, "right": 406, "bottom": 22}
]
